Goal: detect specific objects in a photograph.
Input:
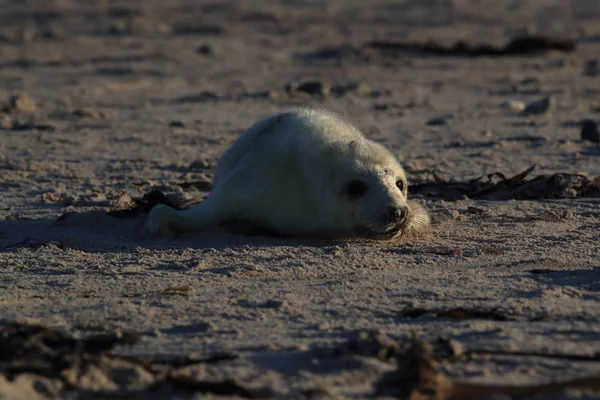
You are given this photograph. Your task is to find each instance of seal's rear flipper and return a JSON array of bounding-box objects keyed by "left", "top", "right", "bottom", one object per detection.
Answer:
[{"left": 145, "top": 197, "right": 224, "bottom": 237}]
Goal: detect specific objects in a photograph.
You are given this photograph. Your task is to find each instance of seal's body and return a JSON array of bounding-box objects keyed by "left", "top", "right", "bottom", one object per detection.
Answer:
[{"left": 146, "top": 109, "right": 429, "bottom": 240}]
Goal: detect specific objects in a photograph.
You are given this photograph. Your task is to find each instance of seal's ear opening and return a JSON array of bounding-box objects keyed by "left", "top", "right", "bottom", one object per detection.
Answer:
[{"left": 348, "top": 140, "right": 358, "bottom": 152}]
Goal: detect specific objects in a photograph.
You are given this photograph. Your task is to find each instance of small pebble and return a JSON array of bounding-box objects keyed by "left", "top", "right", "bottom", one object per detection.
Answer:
[
  {"left": 196, "top": 44, "right": 212, "bottom": 55},
  {"left": 561, "top": 209, "right": 574, "bottom": 219},
  {"left": 521, "top": 95, "right": 554, "bottom": 115},
  {"left": 8, "top": 94, "right": 37, "bottom": 113},
  {"left": 448, "top": 339, "right": 466, "bottom": 357},
  {"left": 0, "top": 114, "right": 12, "bottom": 129},
  {"left": 169, "top": 121, "right": 185, "bottom": 128},
  {"left": 426, "top": 114, "right": 454, "bottom": 126},
  {"left": 452, "top": 248, "right": 463, "bottom": 257},
  {"left": 580, "top": 119, "right": 599, "bottom": 144}
]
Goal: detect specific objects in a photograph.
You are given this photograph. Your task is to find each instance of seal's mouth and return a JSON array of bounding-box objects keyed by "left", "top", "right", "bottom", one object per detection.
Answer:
[
  {"left": 353, "top": 207, "right": 414, "bottom": 240},
  {"left": 354, "top": 223, "right": 404, "bottom": 240}
]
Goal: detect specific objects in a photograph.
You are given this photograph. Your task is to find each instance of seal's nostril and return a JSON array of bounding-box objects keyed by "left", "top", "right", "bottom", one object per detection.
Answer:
[
  {"left": 387, "top": 206, "right": 407, "bottom": 222},
  {"left": 398, "top": 207, "right": 408, "bottom": 222},
  {"left": 387, "top": 206, "right": 408, "bottom": 223}
]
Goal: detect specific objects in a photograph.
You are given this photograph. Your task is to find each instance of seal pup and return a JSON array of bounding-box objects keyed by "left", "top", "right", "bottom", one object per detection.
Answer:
[{"left": 146, "top": 108, "right": 429, "bottom": 240}]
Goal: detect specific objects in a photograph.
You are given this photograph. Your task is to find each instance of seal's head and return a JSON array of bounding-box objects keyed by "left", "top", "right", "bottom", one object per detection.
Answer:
[{"left": 320, "top": 139, "right": 419, "bottom": 240}]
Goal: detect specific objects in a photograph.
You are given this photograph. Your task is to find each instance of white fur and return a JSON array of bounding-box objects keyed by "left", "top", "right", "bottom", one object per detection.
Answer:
[{"left": 146, "top": 109, "right": 429, "bottom": 240}]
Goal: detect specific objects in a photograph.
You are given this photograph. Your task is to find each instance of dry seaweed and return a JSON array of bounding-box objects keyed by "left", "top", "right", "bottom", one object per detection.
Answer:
[
  {"left": 302, "top": 35, "right": 576, "bottom": 63},
  {"left": 400, "top": 306, "right": 514, "bottom": 321},
  {"left": 411, "top": 166, "right": 600, "bottom": 200},
  {"left": 466, "top": 348, "right": 600, "bottom": 363},
  {"left": 160, "top": 285, "right": 195, "bottom": 296},
  {"left": 107, "top": 190, "right": 177, "bottom": 218},
  {"left": 331, "top": 330, "right": 400, "bottom": 361},
  {"left": 108, "top": 183, "right": 210, "bottom": 218},
  {"left": 174, "top": 180, "right": 212, "bottom": 191},
  {"left": 363, "top": 35, "right": 576, "bottom": 57},
  {"left": 4, "top": 238, "right": 63, "bottom": 251}
]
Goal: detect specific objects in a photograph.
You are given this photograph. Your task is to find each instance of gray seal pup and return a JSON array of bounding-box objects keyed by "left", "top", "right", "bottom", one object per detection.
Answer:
[{"left": 146, "top": 109, "right": 429, "bottom": 240}]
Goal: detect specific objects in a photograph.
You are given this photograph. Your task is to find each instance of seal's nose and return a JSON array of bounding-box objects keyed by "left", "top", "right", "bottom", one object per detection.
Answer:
[{"left": 386, "top": 206, "right": 409, "bottom": 224}]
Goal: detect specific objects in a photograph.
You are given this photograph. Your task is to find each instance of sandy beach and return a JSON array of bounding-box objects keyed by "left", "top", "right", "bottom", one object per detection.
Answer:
[{"left": 1, "top": 0, "right": 600, "bottom": 398}]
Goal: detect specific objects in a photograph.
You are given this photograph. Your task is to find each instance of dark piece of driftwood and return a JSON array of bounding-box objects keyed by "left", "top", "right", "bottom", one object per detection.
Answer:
[
  {"left": 0, "top": 322, "right": 271, "bottom": 398},
  {"left": 0, "top": 323, "right": 140, "bottom": 378},
  {"left": 376, "top": 335, "right": 600, "bottom": 400}
]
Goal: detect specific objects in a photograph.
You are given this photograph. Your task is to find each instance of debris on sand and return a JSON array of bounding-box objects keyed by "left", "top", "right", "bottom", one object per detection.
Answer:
[
  {"left": 333, "top": 330, "right": 400, "bottom": 361},
  {"left": 175, "top": 91, "right": 219, "bottom": 104},
  {"left": 72, "top": 108, "right": 107, "bottom": 119},
  {"left": 531, "top": 210, "right": 572, "bottom": 222},
  {"left": 0, "top": 323, "right": 140, "bottom": 379},
  {"left": 9, "top": 120, "right": 56, "bottom": 132},
  {"left": 411, "top": 166, "right": 600, "bottom": 200},
  {"left": 376, "top": 335, "right": 600, "bottom": 400}
]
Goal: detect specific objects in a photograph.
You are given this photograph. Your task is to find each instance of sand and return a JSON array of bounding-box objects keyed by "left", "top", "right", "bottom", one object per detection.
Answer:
[{"left": 1, "top": 0, "right": 600, "bottom": 398}]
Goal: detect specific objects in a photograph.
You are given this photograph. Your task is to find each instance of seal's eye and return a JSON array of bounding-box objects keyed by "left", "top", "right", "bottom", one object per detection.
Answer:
[
  {"left": 343, "top": 180, "right": 368, "bottom": 200},
  {"left": 396, "top": 180, "right": 406, "bottom": 192}
]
